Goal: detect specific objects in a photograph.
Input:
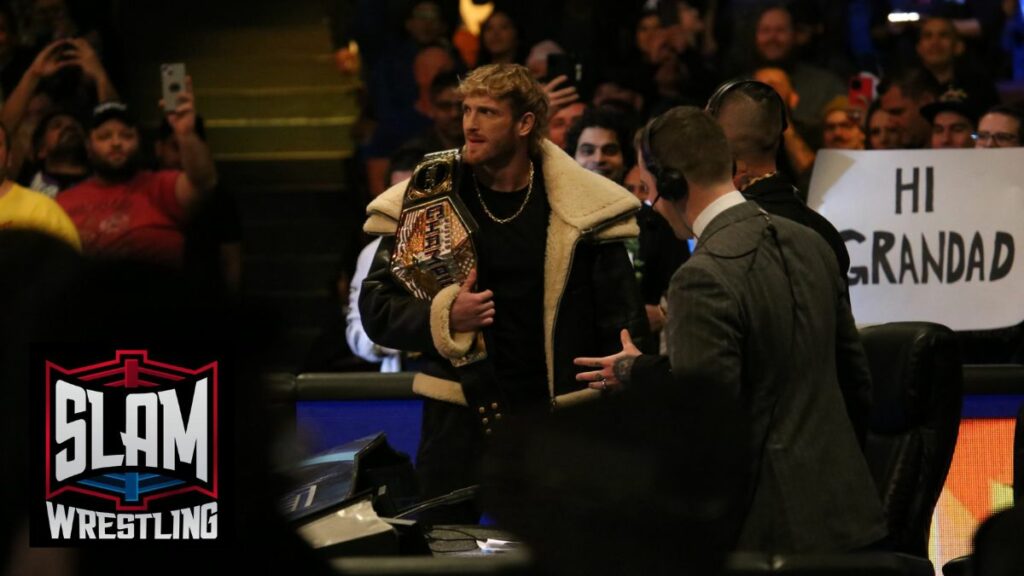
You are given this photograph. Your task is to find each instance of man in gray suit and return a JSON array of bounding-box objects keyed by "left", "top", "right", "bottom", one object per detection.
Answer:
[{"left": 575, "top": 106, "right": 886, "bottom": 553}]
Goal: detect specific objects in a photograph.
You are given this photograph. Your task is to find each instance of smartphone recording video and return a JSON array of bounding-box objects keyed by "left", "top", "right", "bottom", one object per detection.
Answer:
[{"left": 161, "top": 63, "right": 187, "bottom": 113}]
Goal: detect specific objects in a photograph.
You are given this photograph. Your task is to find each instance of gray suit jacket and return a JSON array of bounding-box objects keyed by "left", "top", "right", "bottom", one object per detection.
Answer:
[{"left": 662, "top": 201, "right": 886, "bottom": 553}]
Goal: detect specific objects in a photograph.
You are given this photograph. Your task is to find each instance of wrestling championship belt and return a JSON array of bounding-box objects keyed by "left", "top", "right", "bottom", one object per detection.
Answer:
[{"left": 390, "top": 149, "right": 487, "bottom": 367}]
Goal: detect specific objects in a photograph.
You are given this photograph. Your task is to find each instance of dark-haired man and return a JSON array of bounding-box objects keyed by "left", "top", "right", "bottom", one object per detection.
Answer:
[
  {"left": 574, "top": 106, "right": 884, "bottom": 553},
  {"left": 565, "top": 107, "right": 634, "bottom": 184},
  {"left": 360, "top": 63, "right": 646, "bottom": 521},
  {"left": 57, "top": 79, "right": 217, "bottom": 266},
  {"left": 878, "top": 68, "right": 941, "bottom": 149}
]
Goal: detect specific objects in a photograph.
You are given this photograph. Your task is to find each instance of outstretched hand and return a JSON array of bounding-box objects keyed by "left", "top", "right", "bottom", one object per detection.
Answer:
[
  {"left": 573, "top": 329, "right": 642, "bottom": 391},
  {"left": 29, "top": 40, "right": 77, "bottom": 79},
  {"left": 60, "top": 38, "right": 105, "bottom": 81},
  {"left": 449, "top": 268, "right": 495, "bottom": 334}
]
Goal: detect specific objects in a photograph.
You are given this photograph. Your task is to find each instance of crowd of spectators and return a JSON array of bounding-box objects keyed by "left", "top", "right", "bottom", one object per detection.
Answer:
[
  {"left": 0, "top": 0, "right": 240, "bottom": 298},
  {"left": 336, "top": 0, "right": 1024, "bottom": 202}
]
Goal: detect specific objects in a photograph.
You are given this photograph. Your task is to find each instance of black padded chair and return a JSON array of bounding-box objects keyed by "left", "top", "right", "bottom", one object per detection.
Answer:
[
  {"left": 859, "top": 322, "right": 963, "bottom": 557},
  {"left": 726, "top": 322, "right": 963, "bottom": 575}
]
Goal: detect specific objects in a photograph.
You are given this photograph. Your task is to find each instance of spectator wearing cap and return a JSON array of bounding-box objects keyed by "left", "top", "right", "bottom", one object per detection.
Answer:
[
  {"left": 975, "top": 105, "right": 1024, "bottom": 148},
  {"left": 57, "top": 81, "right": 217, "bottom": 266},
  {"left": 821, "top": 96, "right": 866, "bottom": 150},
  {"left": 922, "top": 87, "right": 978, "bottom": 149}
]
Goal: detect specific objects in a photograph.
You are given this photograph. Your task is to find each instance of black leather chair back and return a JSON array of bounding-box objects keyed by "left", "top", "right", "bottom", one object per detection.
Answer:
[{"left": 859, "top": 322, "right": 963, "bottom": 557}]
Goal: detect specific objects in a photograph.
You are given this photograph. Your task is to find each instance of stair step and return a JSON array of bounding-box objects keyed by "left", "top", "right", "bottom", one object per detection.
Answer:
[
  {"left": 159, "top": 24, "right": 336, "bottom": 60},
  {"left": 243, "top": 220, "right": 357, "bottom": 255},
  {"left": 236, "top": 190, "right": 351, "bottom": 221},
  {"left": 217, "top": 159, "right": 348, "bottom": 189},
  {"left": 198, "top": 85, "right": 359, "bottom": 119},
  {"left": 185, "top": 55, "right": 340, "bottom": 91},
  {"left": 207, "top": 122, "right": 353, "bottom": 158}
]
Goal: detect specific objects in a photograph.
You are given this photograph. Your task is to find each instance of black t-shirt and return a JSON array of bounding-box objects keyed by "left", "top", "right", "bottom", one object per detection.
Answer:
[{"left": 460, "top": 161, "right": 549, "bottom": 408}]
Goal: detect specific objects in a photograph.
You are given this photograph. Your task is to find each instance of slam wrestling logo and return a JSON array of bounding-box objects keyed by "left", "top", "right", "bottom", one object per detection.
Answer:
[{"left": 39, "top": 350, "right": 219, "bottom": 543}]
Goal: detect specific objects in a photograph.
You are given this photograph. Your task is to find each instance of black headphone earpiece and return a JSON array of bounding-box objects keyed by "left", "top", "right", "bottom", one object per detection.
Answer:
[{"left": 640, "top": 115, "right": 689, "bottom": 203}]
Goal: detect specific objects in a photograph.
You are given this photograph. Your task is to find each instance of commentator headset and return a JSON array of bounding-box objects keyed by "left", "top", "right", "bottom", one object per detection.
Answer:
[
  {"left": 706, "top": 78, "right": 790, "bottom": 176},
  {"left": 642, "top": 80, "right": 786, "bottom": 203},
  {"left": 705, "top": 78, "right": 789, "bottom": 136}
]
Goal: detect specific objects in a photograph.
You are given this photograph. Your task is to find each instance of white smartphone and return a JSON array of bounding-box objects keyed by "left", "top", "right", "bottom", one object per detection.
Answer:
[{"left": 161, "top": 63, "right": 187, "bottom": 112}]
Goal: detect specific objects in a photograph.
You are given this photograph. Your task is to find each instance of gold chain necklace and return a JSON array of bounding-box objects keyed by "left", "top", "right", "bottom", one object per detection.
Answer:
[
  {"left": 472, "top": 163, "right": 534, "bottom": 224},
  {"left": 741, "top": 171, "right": 778, "bottom": 191}
]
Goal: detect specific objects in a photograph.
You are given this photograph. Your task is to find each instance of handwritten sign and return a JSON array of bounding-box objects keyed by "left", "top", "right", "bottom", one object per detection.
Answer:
[{"left": 808, "top": 149, "right": 1023, "bottom": 331}]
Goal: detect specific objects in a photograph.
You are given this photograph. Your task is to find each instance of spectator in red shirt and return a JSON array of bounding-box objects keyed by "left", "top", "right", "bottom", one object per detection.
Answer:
[{"left": 57, "top": 79, "right": 216, "bottom": 266}]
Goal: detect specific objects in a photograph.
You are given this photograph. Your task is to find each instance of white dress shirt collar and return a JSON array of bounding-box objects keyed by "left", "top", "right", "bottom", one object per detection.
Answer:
[{"left": 692, "top": 190, "right": 746, "bottom": 240}]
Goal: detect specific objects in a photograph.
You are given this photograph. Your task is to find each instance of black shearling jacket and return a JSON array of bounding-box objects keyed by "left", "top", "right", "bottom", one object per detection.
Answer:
[{"left": 359, "top": 140, "right": 648, "bottom": 411}]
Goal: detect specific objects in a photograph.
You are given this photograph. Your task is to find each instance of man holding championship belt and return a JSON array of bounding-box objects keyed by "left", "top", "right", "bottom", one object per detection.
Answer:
[{"left": 360, "top": 64, "right": 647, "bottom": 522}]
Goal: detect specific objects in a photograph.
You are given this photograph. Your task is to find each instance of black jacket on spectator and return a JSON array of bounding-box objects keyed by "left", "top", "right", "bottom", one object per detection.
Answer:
[{"left": 637, "top": 204, "right": 690, "bottom": 307}]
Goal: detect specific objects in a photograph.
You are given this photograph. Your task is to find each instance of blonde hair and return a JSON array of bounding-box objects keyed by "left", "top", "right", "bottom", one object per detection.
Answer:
[{"left": 459, "top": 64, "right": 549, "bottom": 155}]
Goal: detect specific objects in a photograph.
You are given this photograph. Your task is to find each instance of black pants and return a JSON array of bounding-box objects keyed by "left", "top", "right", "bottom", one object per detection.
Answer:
[{"left": 415, "top": 398, "right": 486, "bottom": 524}]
